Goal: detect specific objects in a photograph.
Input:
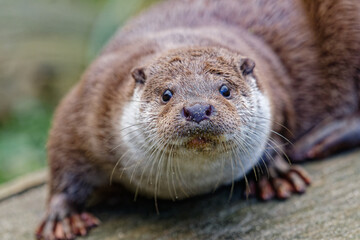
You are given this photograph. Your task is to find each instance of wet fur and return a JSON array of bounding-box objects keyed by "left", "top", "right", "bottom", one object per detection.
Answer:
[
  {"left": 48, "top": 22, "right": 293, "bottom": 203},
  {"left": 117, "top": 48, "right": 272, "bottom": 199},
  {"left": 42, "top": 0, "right": 360, "bottom": 239}
]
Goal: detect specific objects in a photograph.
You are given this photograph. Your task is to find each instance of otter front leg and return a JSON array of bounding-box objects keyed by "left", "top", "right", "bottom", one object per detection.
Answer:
[
  {"left": 288, "top": 112, "right": 360, "bottom": 162},
  {"left": 36, "top": 150, "right": 101, "bottom": 240},
  {"left": 245, "top": 145, "right": 311, "bottom": 201}
]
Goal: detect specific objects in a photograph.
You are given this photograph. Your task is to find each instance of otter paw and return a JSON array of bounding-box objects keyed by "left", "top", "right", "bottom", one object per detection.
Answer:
[
  {"left": 36, "top": 212, "right": 100, "bottom": 240},
  {"left": 244, "top": 157, "right": 311, "bottom": 201},
  {"left": 35, "top": 194, "right": 100, "bottom": 240}
]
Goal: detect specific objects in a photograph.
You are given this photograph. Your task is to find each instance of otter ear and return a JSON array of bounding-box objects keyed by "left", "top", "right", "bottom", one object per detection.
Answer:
[
  {"left": 239, "top": 58, "right": 255, "bottom": 76},
  {"left": 131, "top": 67, "right": 146, "bottom": 84}
]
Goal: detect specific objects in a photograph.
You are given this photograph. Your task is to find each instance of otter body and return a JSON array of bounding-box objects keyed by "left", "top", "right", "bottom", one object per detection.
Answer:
[{"left": 36, "top": 1, "right": 360, "bottom": 239}]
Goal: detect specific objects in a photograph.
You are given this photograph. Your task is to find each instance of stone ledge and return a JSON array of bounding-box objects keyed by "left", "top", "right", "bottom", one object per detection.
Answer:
[
  {"left": 0, "top": 150, "right": 359, "bottom": 240},
  {"left": 0, "top": 169, "right": 47, "bottom": 202}
]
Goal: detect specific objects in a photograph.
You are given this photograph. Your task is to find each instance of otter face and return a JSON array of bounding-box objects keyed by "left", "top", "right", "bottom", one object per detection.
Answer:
[{"left": 118, "top": 47, "right": 271, "bottom": 199}]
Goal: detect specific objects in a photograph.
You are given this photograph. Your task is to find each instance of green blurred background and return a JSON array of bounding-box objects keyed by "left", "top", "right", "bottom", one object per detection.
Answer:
[{"left": 0, "top": 0, "right": 160, "bottom": 183}]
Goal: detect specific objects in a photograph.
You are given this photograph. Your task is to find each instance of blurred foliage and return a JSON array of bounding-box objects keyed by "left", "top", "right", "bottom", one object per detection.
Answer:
[
  {"left": 0, "top": 0, "right": 160, "bottom": 183},
  {"left": 0, "top": 101, "right": 52, "bottom": 183},
  {"left": 88, "top": 0, "right": 161, "bottom": 60}
]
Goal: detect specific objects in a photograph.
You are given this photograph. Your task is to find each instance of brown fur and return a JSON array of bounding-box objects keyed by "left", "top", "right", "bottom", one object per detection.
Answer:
[
  {"left": 48, "top": 0, "right": 360, "bottom": 206},
  {"left": 49, "top": 32, "right": 290, "bottom": 197},
  {"left": 106, "top": 0, "right": 360, "bottom": 136},
  {"left": 48, "top": 14, "right": 298, "bottom": 198},
  {"left": 39, "top": 0, "right": 360, "bottom": 239},
  {"left": 302, "top": 0, "right": 360, "bottom": 110}
]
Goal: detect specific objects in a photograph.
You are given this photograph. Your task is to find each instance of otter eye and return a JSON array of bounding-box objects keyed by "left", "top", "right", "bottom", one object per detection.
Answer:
[
  {"left": 219, "top": 85, "right": 231, "bottom": 98},
  {"left": 162, "top": 89, "right": 173, "bottom": 102}
]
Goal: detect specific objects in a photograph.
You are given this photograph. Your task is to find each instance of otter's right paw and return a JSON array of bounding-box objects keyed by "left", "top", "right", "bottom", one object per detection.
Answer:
[{"left": 35, "top": 194, "right": 100, "bottom": 240}]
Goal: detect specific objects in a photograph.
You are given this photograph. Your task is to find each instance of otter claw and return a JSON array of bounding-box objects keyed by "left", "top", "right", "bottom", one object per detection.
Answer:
[
  {"left": 244, "top": 157, "right": 311, "bottom": 201},
  {"left": 272, "top": 178, "right": 293, "bottom": 199},
  {"left": 258, "top": 176, "right": 275, "bottom": 200},
  {"left": 81, "top": 212, "right": 101, "bottom": 228},
  {"left": 35, "top": 193, "right": 100, "bottom": 240},
  {"left": 35, "top": 212, "right": 99, "bottom": 240}
]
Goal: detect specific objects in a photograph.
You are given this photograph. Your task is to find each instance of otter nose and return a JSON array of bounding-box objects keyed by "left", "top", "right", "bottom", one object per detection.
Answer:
[{"left": 182, "top": 104, "right": 214, "bottom": 123}]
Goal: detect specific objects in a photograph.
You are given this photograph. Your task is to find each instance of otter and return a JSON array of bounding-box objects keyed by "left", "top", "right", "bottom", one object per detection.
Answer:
[{"left": 36, "top": 0, "right": 360, "bottom": 239}]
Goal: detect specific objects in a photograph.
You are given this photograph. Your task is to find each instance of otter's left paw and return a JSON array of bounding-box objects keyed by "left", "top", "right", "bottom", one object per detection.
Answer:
[{"left": 244, "top": 156, "right": 311, "bottom": 201}]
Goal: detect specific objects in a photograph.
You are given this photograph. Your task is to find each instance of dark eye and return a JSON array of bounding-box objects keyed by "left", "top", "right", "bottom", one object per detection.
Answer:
[
  {"left": 162, "top": 89, "right": 173, "bottom": 102},
  {"left": 219, "top": 85, "right": 231, "bottom": 98}
]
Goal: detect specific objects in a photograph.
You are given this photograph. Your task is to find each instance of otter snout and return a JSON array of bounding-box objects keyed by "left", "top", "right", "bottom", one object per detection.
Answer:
[{"left": 181, "top": 103, "right": 215, "bottom": 123}]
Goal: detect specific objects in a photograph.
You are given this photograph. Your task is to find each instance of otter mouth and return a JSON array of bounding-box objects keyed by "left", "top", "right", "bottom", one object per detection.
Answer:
[
  {"left": 186, "top": 136, "right": 217, "bottom": 151},
  {"left": 160, "top": 134, "right": 236, "bottom": 155},
  {"left": 180, "top": 133, "right": 236, "bottom": 153},
  {"left": 163, "top": 126, "right": 237, "bottom": 154}
]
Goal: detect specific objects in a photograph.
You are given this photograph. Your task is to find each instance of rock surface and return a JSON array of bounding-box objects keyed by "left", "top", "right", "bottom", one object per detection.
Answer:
[{"left": 0, "top": 150, "right": 359, "bottom": 240}]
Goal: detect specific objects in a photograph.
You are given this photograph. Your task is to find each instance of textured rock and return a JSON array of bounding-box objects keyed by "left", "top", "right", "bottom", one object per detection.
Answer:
[{"left": 0, "top": 150, "right": 359, "bottom": 240}]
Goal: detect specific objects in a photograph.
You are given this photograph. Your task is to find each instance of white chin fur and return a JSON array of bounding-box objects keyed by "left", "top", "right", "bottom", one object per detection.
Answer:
[{"left": 115, "top": 88, "right": 271, "bottom": 199}]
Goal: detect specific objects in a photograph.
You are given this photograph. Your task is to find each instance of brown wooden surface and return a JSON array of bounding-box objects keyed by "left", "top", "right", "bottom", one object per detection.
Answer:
[{"left": 0, "top": 150, "right": 359, "bottom": 240}]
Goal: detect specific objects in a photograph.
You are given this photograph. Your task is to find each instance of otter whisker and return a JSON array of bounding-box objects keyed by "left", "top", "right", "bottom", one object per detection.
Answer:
[
  {"left": 135, "top": 137, "right": 163, "bottom": 192},
  {"left": 209, "top": 121, "right": 227, "bottom": 192},
  {"left": 242, "top": 129, "right": 276, "bottom": 177},
  {"left": 129, "top": 128, "right": 163, "bottom": 183},
  {"left": 269, "top": 130, "right": 293, "bottom": 147},
  {"left": 127, "top": 100, "right": 153, "bottom": 103},
  {"left": 173, "top": 154, "right": 191, "bottom": 198},
  {"left": 228, "top": 146, "right": 236, "bottom": 201},
  {"left": 137, "top": 136, "right": 162, "bottom": 181},
  {"left": 238, "top": 115, "right": 269, "bottom": 180},
  {"left": 166, "top": 142, "right": 176, "bottom": 201},
  {"left": 245, "top": 127, "right": 289, "bottom": 166},
  {"left": 243, "top": 112, "right": 294, "bottom": 137},
  {"left": 153, "top": 139, "right": 172, "bottom": 214},
  {"left": 110, "top": 123, "right": 146, "bottom": 152},
  {"left": 133, "top": 137, "right": 162, "bottom": 201},
  {"left": 133, "top": 134, "right": 162, "bottom": 202},
  {"left": 117, "top": 124, "right": 154, "bottom": 171},
  {"left": 266, "top": 136, "right": 292, "bottom": 165},
  {"left": 230, "top": 134, "right": 258, "bottom": 193},
  {"left": 109, "top": 126, "right": 149, "bottom": 185},
  {"left": 147, "top": 137, "right": 166, "bottom": 185},
  {"left": 239, "top": 111, "right": 291, "bottom": 141},
  {"left": 210, "top": 121, "right": 243, "bottom": 200},
  {"left": 113, "top": 122, "right": 165, "bottom": 198}
]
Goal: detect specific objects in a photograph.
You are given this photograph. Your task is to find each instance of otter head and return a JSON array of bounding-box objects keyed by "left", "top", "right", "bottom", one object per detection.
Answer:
[{"left": 118, "top": 47, "right": 271, "bottom": 198}]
